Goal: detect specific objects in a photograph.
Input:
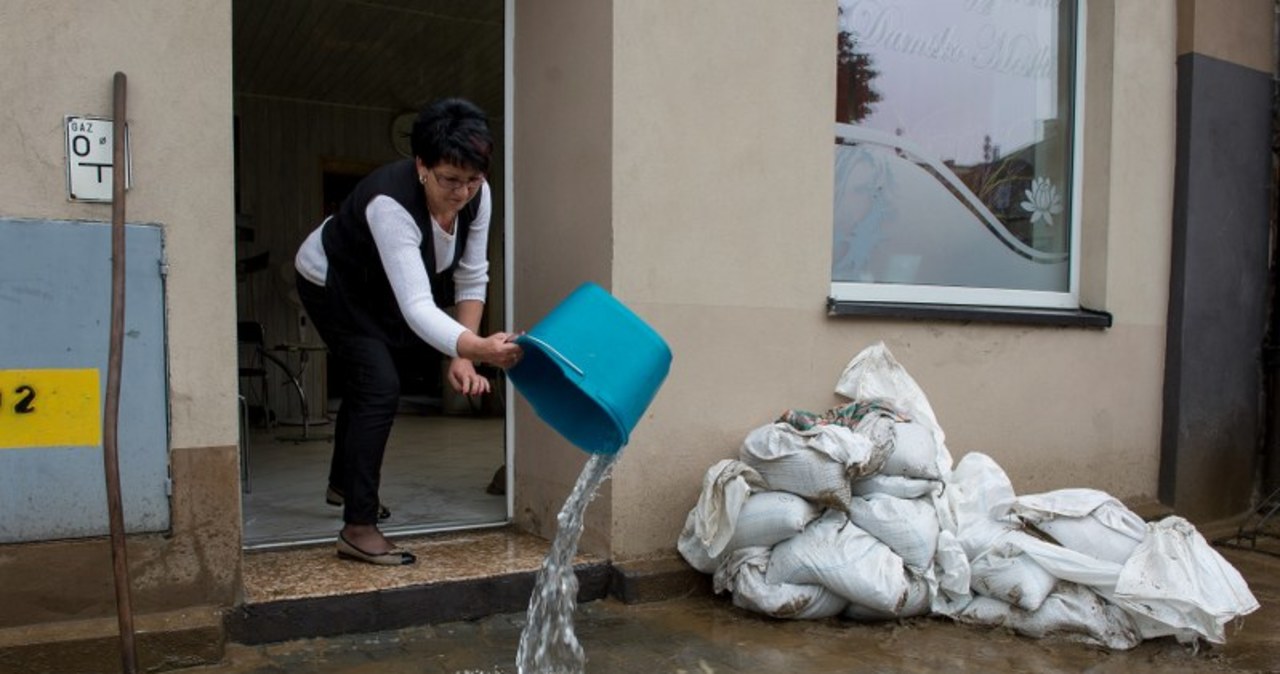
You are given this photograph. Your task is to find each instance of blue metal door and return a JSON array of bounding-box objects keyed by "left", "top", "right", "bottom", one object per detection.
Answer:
[{"left": 0, "top": 218, "right": 170, "bottom": 542}]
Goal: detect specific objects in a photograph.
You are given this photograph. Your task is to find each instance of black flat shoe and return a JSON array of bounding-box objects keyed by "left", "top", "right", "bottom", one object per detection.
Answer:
[
  {"left": 336, "top": 533, "right": 415, "bottom": 566},
  {"left": 325, "top": 486, "right": 391, "bottom": 520}
]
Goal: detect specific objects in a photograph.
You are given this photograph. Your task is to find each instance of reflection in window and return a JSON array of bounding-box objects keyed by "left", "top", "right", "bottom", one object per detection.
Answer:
[{"left": 832, "top": 0, "right": 1080, "bottom": 306}]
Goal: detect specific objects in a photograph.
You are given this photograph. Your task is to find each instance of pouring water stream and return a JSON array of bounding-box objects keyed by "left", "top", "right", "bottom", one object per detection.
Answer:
[{"left": 516, "top": 452, "right": 618, "bottom": 673}]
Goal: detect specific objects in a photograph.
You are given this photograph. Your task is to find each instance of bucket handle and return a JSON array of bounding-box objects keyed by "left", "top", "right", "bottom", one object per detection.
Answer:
[{"left": 519, "top": 334, "right": 585, "bottom": 376}]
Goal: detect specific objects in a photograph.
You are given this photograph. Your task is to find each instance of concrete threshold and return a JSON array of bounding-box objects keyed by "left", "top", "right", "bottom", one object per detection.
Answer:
[
  {"left": 0, "top": 606, "right": 225, "bottom": 674},
  {"left": 226, "top": 527, "right": 707, "bottom": 645}
]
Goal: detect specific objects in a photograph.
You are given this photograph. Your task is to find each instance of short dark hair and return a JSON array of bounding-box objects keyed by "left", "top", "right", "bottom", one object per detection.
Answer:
[{"left": 410, "top": 98, "right": 493, "bottom": 174}]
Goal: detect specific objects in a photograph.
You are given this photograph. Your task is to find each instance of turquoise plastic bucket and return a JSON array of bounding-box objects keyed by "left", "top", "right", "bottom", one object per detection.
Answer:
[{"left": 508, "top": 282, "right": 673, "bottom": 455}]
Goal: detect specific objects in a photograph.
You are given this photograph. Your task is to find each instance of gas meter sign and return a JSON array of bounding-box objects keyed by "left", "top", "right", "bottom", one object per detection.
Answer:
[
  {"left": 65, "top": 116, "right": 129, "bottom": 202},
  {"left": 0, "top": 368, "right": 101, "bottom": 449}
]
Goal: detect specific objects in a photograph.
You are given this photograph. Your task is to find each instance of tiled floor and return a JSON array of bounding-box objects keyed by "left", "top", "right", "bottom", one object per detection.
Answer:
[{"left": 240, "top": 412, "right": 507, "bottom": 548}]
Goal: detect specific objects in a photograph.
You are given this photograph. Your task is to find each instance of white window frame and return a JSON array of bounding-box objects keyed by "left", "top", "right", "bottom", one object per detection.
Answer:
[
  {"left": 830, "top": 0, "right": 1087, "bottom": 311},
  {"left": 503, "top": 0, "right": 516, "bottom": 516}
]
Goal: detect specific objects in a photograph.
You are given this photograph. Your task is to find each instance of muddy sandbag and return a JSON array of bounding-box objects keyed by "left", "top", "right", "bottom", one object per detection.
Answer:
[
  {"left": 834, "top": 342, "right": 953, "bottom": 480},
  {"left": 843, "top": 569, "right": 932, "bottom": 621},
  {"left": 767, "top": 510, "right": 909, "bottom": 613},
  {"left": 725, "top": 491, "right": 820, "bottom": 553},
  {"left": 739, "top": 422, "right": 877, "bottom": 515},
  {"left": 1108, "top": 516, "right": 1260, "bottom": 644},
  {"left": 847, "top": 493, "right": 940, "bottom": 571},
  {"left": 849, "top": 407, "right": 897, "bottom": 472},
  {"left": 956, "top": 583, "right": 1142, "bottom": 650},
  {"left": 881, "top": 421, "right": 944, "bottom": 481},
  {"left": 713, "top": 547, "right": 848, "bottom": 620},
  {"left": 1012, "top": 488, "right": 1146, "bottom": 565},
  {"left": 930, "top": 529, "right": 974, "bottom": 616},
  {"left": 968, "top": 537, "right": 1058, "bottom": 612},
  {"left": 677, "top": 459, "right": 768, "bottom": 573}
]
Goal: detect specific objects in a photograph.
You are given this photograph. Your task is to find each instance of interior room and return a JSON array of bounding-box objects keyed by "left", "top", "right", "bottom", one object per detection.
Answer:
[{"left": 231, "top": 0, "right": 509, "bottom": 549}]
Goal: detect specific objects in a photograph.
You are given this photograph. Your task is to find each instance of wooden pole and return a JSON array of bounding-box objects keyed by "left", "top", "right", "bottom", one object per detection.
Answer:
[{"left": 104, "top": 70, "right": 138, "bottom": 674}]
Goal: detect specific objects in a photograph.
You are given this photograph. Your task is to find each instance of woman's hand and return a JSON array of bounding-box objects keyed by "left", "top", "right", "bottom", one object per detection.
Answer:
[
  {"left": 457, "top": 331, "right": 523, "bottom": 369},
  {"left": 447, "top": 357, "right": 490, "bottom": 396}
]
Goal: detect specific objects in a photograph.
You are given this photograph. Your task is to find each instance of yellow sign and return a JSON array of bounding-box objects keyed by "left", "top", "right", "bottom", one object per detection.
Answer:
[{"left": 0, "top": 369, "right": 101, "bottom": 449}]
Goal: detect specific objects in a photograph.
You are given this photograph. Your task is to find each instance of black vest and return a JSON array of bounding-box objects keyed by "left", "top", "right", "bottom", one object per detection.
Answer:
[{"left": 321, "top": 159, "right": 479, "bottom": 346}]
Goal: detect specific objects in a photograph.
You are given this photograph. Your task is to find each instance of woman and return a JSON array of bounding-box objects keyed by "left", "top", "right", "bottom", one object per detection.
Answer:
[{"left": 294, "top": 98, "right": 521, "bottom": 566}]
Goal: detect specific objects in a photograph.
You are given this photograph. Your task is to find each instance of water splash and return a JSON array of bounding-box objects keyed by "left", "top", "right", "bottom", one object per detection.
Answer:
[{"left": 516, "top": 452, "right": 618, "bottom": 674}]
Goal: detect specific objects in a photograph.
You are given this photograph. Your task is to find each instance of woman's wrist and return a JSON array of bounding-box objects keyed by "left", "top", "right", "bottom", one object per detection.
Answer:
[{"left": 455, "top": 331, "right": 481, "bottom": 361}]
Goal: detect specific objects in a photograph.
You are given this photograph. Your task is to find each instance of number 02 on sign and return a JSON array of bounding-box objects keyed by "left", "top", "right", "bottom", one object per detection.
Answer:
[{"left": 0, "top": 369, "right": 101, "bottom": 449}]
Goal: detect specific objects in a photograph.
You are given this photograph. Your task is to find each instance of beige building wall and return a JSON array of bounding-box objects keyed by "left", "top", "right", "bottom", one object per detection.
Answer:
[
  {"left": 512, "top": 0, "right": 617, "bottom": 554},
  {"left": 0, "top": 0, "right": 240, "bottom": 626},
  {"left": 604, "top": 0, "right": 1177, "bottom": 559}
]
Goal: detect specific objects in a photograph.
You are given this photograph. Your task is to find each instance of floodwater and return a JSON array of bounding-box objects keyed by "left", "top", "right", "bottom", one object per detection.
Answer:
[{"left": 191, "top": 543, "right": 1280, "bottom": 674}]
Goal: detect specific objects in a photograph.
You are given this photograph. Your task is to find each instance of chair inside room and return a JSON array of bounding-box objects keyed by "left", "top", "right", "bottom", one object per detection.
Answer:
[
  {"left": 237, "top": 320, "right": 275, "bottom": 429},
  {"left": 238, "top": 318, "right": 325, "bottom": 440}
]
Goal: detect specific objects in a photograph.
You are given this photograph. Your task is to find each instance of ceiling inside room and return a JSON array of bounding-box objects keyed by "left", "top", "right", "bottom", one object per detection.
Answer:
[{"left": 233, "top": 0, "right": 505, "bottom": 115}]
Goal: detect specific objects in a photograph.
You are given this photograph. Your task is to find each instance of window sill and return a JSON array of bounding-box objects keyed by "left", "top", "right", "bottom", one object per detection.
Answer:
[{"left": 826, "top": 299, "right": 1113, "bottom": 328}]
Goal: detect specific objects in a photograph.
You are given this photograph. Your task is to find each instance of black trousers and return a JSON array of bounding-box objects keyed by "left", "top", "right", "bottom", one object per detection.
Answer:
[{"left": 296, "top": 273, "right": 403, "bottom": 526}]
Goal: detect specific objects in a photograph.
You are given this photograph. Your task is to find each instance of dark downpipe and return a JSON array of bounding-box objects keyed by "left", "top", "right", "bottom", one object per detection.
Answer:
[
  {"left": 104, "top": 71, "right": 138, "bottom": 674},
  {"left": 1265, "top": 5, "right": 1280, "bottom": 499}
]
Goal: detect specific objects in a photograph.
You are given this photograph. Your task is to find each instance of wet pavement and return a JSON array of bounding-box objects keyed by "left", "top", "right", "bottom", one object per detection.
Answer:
[{"left": 183, "top": 545, "right": 1279, "bottom": 674}]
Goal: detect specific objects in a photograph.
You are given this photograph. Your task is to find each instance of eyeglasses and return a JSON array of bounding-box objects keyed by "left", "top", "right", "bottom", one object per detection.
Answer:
[{"left": 429, "top": 170, "right": 484, "bottom": 192}]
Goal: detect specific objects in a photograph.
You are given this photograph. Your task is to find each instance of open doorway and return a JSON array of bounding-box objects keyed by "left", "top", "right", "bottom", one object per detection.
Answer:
[{"left": 231, "top": 0, "right": 510, "bottom": 549}]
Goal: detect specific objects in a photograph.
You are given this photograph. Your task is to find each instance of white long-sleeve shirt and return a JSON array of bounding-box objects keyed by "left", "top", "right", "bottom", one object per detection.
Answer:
[{"left": 295, "top": 183, "right": 491, "bottom": 358}]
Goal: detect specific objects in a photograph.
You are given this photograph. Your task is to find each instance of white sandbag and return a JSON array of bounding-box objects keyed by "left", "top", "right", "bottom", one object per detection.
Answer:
[
  {"left": 1108, "top": 516, "right": 1259, "bottom": 644},
  {"left": 677, "top": 459, "right": 768, "bottom": 573},
  {"left": 724, "top": 491, "right": 820, "bottom": 553},
  {"left": 966, "top": 523, "right": 1124, "bottom": 612},
  {"left": 677, "top": 509, "right": 721, "bottom": 574},
  {"left": 851, "top": 410, "right": 896, "bottom": 473},
  {"left": 953, "top": 595, "right": 1012, "bottom": 627},
  {"left": 847, "top": 493, "right": 940, "bottom": 571},
  {"left": 833, "top": 342, "right": 953, "bottom": 479},
  {"left": 930, "top": 529, "right": 973, "bottom": 616},
  {"left": 955, "top": 584, "right": 1142, "bottom": 650},
  {"left": 1014, "top": 584, "right": 1144, "bottom": 651},
  {"left": 739, "top": 422, "right": 875, "bottom": 514},
  {"left": 1003, "top": 530, "right": 1124, "bottom": 590},
  {"left": 1029, "top": 583, "right": 1139, "bottom": 649},
  {"left": 1033, "top": 515, "right": 1142, "bottom": 566},
  {"left": 713, "top": 547, "right": 848, "bottom": 620},
  {"left": 1012, "top": 489, "right": 1146, "bottom": 565},
  {"left": 851, "top": 474, "right": 941, "bottom": 500},
  {"left": 944, "top": 452, "right": 1019, "bottom": 559},
  {"left": 880, "top": 422, "right": 943, "bottom": 481},
  {"left": 946, "top": 463, "right": 1143, "bottom": 601},
  {"left": 767, "top": 510, "right": 909, "bottom": 613},
  {"left": 968, "top": 539, "right": 1058, "bottom": 612},
  {"left": 843, "top": 569, "right": 932, "bottom": 621}
]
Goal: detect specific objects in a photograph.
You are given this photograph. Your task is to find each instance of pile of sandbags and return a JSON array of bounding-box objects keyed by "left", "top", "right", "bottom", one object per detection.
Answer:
[{"left": 678, "top": 342, "right": 1259, "bottom": 649}]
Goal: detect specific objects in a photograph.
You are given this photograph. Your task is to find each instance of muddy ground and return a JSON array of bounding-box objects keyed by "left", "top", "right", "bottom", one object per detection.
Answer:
[{"left": 184, "top": 544, "right": 1279, "bottom": 673}]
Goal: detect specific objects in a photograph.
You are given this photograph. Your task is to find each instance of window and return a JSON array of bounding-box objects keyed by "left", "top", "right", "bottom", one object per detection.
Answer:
[{"left": 832, "top": 0, "right": 1084, "bottom": 310}]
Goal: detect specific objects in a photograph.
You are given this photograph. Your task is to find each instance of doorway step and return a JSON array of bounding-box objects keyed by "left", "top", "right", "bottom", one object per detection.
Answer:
[
  {"left": 226, "top": 526, "right": 710, "bottom": 645},
  {"left": 226, "top": 526, "right": 605, "bottom": 644}
]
